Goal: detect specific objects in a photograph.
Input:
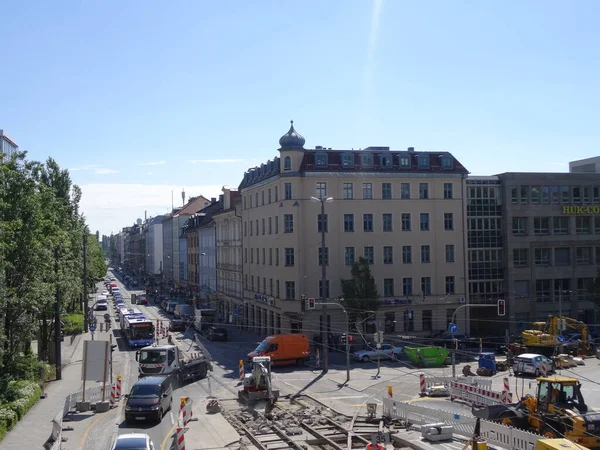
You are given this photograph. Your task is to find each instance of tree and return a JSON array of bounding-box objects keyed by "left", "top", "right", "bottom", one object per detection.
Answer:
[{"left": 340, "top": 257, "right": 379, "bottom": 332}]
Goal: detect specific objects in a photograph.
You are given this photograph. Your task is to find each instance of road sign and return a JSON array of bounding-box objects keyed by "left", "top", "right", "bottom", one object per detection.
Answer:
[
  {"left": 448, "top": 323, "right": 458, "bottom": 334},
  {"left": 89, "top": 325, "right": 96, "bottom": 332},
  {"left": 557, "top": 335, "right": 566, "bottom": 343},
  {"left": 371, "top": 431, "right": 389, "bottom": 445}
]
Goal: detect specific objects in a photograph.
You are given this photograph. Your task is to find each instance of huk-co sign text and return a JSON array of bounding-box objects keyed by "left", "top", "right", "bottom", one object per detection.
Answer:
[{"left": 562, "top": 205, "right": 600, "bottom": 215}]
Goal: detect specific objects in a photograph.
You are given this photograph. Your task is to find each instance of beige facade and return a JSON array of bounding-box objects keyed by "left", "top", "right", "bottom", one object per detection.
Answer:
[{"left": 239, "top": 123, "right": 470, "bottom": 338}]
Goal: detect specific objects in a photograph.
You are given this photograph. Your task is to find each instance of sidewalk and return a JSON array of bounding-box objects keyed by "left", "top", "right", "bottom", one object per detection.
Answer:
[{"left": 178, "top": 399, "right": 241, "bottom": 450}]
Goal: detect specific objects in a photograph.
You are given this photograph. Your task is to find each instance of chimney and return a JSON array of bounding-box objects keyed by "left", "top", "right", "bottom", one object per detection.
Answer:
[
  {"left": 408, "top": 147, "right": 415, "bottom": 152},
  {"left": 181, "top": 189, "right": 186, "bottom": 206},
  {"left": 223, "top": 186, "right": 231, "bottom": 210},
  {"left": 211, "top": 197, "right": 217, "bottom": 204}
]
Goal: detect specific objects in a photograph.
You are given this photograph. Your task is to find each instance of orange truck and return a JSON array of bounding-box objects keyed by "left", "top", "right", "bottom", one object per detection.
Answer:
[{"left": 247, "top": 334, "right": 310, "bottom": 366}]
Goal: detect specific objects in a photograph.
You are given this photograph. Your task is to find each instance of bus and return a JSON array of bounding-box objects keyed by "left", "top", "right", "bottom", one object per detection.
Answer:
[
  {"left": 119, "top": 307, "right": 143, "bottom": 325},
  {"left": 122, "top": 315, "right": 154, "bottom": 347},
  {"left": 193, "top": 308, "right": 217, "bottom": 333}
]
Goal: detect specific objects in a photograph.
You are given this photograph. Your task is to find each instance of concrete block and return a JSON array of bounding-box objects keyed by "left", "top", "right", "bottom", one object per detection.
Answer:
[
  {"left": 76, "top": 401, "right": 90, "bottom": 412},
  {"left": 95, "top": 401, "right": 111, "bottom": 412},
  {"left": 421, "top": 423, "right": 453, "bottom": 442}
]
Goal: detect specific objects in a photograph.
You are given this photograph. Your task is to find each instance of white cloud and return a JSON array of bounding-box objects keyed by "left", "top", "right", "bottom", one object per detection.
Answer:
[
  {"left": 94, "top": 168, "right": 119, "bottom": 174},
  {"left": 147, "top": 171, "right": 153, "bottom": 176},
  {"left": 189, "top": 158, "right": 247, "bottom": 164},
  {"left": 79, "top": 183, "right": 224, "bottom": 236},
  {"left": 364, "top": 0, "right": 384, "bottom": 99},
  {"left": 136, "top": 161, "right": 166, "bottom": 166},
  {"left": 69, "top": 164, "right": 102, "bottom": 172}
]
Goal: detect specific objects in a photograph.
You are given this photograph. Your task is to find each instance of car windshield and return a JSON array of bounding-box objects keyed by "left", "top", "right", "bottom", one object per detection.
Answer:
[
  {"left": 114, "top": 436, "right": 148, "bottom": 449},
  {"left": 129, "top": 384, "right": 160, "bottom": 398},
  {"left": 255, "top": 340, "right": 269, "bottom": 352},
  {"left": 138, "top": 350, "right": 166, "bottom": 364}
]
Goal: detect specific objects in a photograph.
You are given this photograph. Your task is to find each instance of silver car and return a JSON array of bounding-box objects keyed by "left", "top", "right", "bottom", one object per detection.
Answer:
[
  {"left": 352, "top": 343, "right": 402, "bottom": 362},
  {"left": 112, "top": 433, "right": 155, "bottom": 450}
]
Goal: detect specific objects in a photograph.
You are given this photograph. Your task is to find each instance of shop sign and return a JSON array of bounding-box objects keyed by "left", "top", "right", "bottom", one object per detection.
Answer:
[{"left": 562, "top": 205, "right": 600, "bottom": 215}]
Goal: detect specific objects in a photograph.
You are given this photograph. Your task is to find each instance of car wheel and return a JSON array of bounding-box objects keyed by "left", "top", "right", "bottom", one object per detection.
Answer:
[{"left": 157, "top": 408, "right": 163, "bottom": 422}]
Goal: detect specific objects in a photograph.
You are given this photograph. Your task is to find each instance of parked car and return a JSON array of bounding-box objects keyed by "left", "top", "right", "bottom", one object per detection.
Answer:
[
  {"left": 207, "top": 326, "right": 228, "bottom": 342},
  {"left": 169, "top": 320, "right": 186, "bottom": 332},
  {"left": 96, "top": 299, "right": 108, "bottom": 311},
  {"left": 124, "top": 376, "right": 172, "bottom": 424},
  {"left": 513, "top": 353, "right": 553, "bottom": 376},
  {"left": 111, "top": 433, "right": 155, "bottom": 450},
  {"left": 352, "top": 343, "right": 402, "bottom": 362}
]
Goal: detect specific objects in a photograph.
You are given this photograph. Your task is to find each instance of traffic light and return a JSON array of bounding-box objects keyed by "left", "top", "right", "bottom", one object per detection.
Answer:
[
  {"left": 307, "top": 298, "right": 316, "bottom": 309},
  {"left": 497, "top": 299, "right": 506, "bottom": 316}
]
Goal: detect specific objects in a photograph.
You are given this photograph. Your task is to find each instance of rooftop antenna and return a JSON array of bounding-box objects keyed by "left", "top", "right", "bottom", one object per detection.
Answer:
[
  {"left": 171, "top": 190, "right": 174, "bottom": 211},
  {"left": 182, "top": 188, "right": 186, "bottom": 206}
]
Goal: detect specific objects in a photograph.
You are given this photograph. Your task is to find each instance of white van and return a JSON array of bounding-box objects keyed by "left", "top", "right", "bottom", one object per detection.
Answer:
[{"left": 513, "top": 353, "right": 553, "bottom": 376}]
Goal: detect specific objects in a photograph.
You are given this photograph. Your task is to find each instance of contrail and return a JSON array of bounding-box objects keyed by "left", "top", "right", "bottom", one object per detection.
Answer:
[{"left": 365, "top": 0, "right": 384, "bottom": 99}]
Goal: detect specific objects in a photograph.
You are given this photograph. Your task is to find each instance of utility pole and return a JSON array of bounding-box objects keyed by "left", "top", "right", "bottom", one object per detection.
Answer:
[
  {"left": 54, "top": 246, "right": 62, "bottom": 380},
  {"left": 83, "top": 231, "right": 89, "bottom": 332},
  {"left": 375, "top": 322, "right": 382, "bottom": 379},
  {"left": 319, "top": 199, "right": 328, "bottom": 374}
]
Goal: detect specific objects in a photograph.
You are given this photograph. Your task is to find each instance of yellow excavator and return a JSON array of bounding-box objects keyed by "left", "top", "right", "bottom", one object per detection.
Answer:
[
  {"left": 521, "top": 315, "right": 591, "bottom": 356},
  {"left": 473, "top": 376, "right": 600, "bottom": 449}
]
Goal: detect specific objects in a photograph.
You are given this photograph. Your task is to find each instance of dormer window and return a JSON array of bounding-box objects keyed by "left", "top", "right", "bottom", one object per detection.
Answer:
[
  {"left": 284, "top": 156, "right": 292, "bottom": 171},
  {"left": 441, "top": 155, "right": 454, "bottom": 169},
  {"left": 361, "top": 153, "right": 374, "bottom": 168},
  {"left": 417, "top": 154, "right": 430, "bottom": 169},
  {"left": 379, "top": 153, "right": 392, "bottom": 168},
  {"left": 341, "top": 152, "right": 354, "bottom": 168},
  {"left": 398, "top": 153, "right": 411, "bottom": 169},
  {"left": 315, "top": 152, "right": 328, "bottom": 168}
]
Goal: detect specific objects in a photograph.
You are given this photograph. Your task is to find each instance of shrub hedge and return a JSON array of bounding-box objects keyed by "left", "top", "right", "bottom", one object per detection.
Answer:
[
  {"left": 62, "top": 313, "right": 84, "bottom": 336},
  {"left": 0, "top": 380, "right": 42, "bottom": 441}
]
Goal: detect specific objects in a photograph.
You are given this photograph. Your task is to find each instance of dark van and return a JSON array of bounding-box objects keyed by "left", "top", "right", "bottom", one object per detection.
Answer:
[{"left": 124, "top": 376, "right": 172, "bottom": 424}]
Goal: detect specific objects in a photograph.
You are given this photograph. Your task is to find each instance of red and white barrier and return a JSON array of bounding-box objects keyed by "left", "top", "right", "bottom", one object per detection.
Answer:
[
  {"left": 176, "top": 427, "right": 185, "bottom": 450},
  {"left": 116, "top": 375, "right": 122, "bottom": 399},
  {"left": 419, "top": 374, "right": 426, "bottom": 395},
  {"left": 501, "top": 377, "right": 513, "bottom": 404},
  {"left": 109, "top": 384, "right": 116, "bottom": 407},
  {"left": 541, "top": 362, "right": 548, "bottom": 376},
  {"left": 239, "top": 360, "right": 244, "bottom": 382},
  {"left": 449, "top": 380, "right": 508, "bottom": 406},
  {"left": 179, "top": 397, "right": 193, "bottom": 426},
  {"left": 316, "top": 349, "right": 320, "bottom": 368}
]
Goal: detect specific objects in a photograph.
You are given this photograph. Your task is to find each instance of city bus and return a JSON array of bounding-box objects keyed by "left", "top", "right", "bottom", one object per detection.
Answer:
[{"left": 122, "top": 314, "right": 154, "bottom": 347}]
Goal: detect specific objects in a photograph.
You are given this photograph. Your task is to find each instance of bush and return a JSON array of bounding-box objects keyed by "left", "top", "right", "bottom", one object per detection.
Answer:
[
  {"left": 0, "top": 381, "right": 40, "bottom": 441},
  {"left": 63, "top": 314, "right": 84, "bottom": 336}
]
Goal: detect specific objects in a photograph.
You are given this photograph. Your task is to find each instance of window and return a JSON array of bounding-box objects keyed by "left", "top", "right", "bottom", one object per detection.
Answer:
[
  {"left": 344, "top": 214, "right": 354, "bottom": 232},
  {"left": 553, "top": 217, "right": 569, "bottom": 234},
  {"left": 250, "top": 248, "right": 254, "bottom": 263},
  {"left": 269, "top": 248, "right": 272, "bottom": 265},
  {"left": 275, "top": 248, "right": 279, "bottom": 265},
  {"left": 382, "top": 213, "right": 392, "bottom": 232},
  {"left": 401, "top": 213, "right": 411, "bottom": 231},
  {"left": 268, "top": 188, "right": 271, "bottom": 204},
  {"left": 262, "top": 248, "right": 265, "bottom": 264},
  {"left": 261, "top": 190, "right": 265, "bottom": 205},
  {"left": 417, "top": 154, "right": 429, "bottom": 169},
  {"left": 573, "top": 186, "right": 582, "bottom": 203},
  {"left": 445, "top": 244, "right": 455, "bottom": 262},
  {"left": 244, "top": 248, "right": 247, "bottom": 263},
  {"left": 595, "top": 216, "right": 600, "bottom": 234},
  {"left": 422, "top": 310, "right": 432, "bottom": 331},
  {"left": 343, "top": 183, "right": 353, "bottom": 199},
  {"left": 520, "top": 186, "right": 528, "bottom": 203},
  {"left": 284, "top": 214, "right": 293, "bottom": 233},
  {"left": 255, "top": 193, "right": 258, "bottom": 206},
  {"left": 441, "top": 155, "right": 453, "bottom": 169},
  {"left": 576, "top": 247, "right": 593, "bottom": 265},
  {"left": 275, "top": 216, "right": 279, "bottom": 233},
  {"left": 315, "top": 182, "right": 327, "bottom": 199},
  {"left": 531, "top": 186, "right": 541, "bottom": 203},
  {"left": 244, "top": 196, "right": 247, "bottom": 209},
  {"left": 380, "top": 154, "right": 392, "bottom": 167},
  {"left": 268, "top": 217, "right": 272, "bottom": 234},
  {"left": 244, "top": 221, "right": 247, "bottom": 236},
  {"left": 285, "top": 248, "right": 295, "bottom": 266},
  {"left": 421, "top": 245, "right": 430, "bottom": 263},
  {"left": 561, "top": 186, "right": 570, "bottom": 203},
  {"left": 363, "top": 214, "right": 373, "bottom": 232},
  {"left": 512, "top": 217, "right": 527, "bottom": 235},
  {"left": 534, "top": 248, "right": 551, "bottom": 265},
  {"left": 511, "top": 187, "right": 518, "bottom": 204},
  {"left": 364, "top": 246, "right": 374, "bottom": 264},
  {"left": 419, "top": 183, "right": 429, "bottom": 199},
  {"left": 542, "top": 186, "right": 550, "bottom": 203},
  {"left": 444, "top": 213, "right": 454, "bottom": 231},
  {"left": 533, "top": 217, "right": 550, "bottom": 235},
  {"left": 401, "top": 245, "right": 411, "bottom": 264},
  {"left": 399, "top": 153, "right": 410, "bottom": 168},
  {"left": 318, "top": 247, "right": 329, "bottom": 266},
  {"left": 555, "top": 247, "right": 570, "bottom": 265},
  {"left": 445, "top": 276, "right": 455, "bottom": 294},
  {"left": 262, "top": 218, "right": 265, "bottom": 235},
  {"left": 285, "top": 281, "right": 295, "bottom": 299},
  {"left": 341, "top": 153, "right": 354, "bottom": 168},
  {"left": 576, "top": 216, "right": 592, "bottom": 234},
  {"left": 513, "top": 248, "right": 528, "bottom": 267},
  {"left": 345, "top": 247, "right": 355, "bottom": 265},
  {"left": 384, "top": 246, "right": 393, "bottom": 264},
  {"left": 420, "top": 213, "right": 430, "bottom": 231},
  {"left": 276, "top": 280, "right": 280, "bottom": 297},
  {"left": 315, "top": 153, "right": 328, "bottom": 167},
  {"left": 444, "top": 183, "right": 453, "bottom": 199},
  {"left": 383, "top": 279, "right": 394, "bottom": 296},
  {"left": 535, "top": 279, "right": 551, "bottom": 302},
  {"left": 317, "top": 213, "right": 328, "bottom": 232},
  {"left": 421, "top": 277, "right": 432, "bottom": 295},
  {"left": 284, "top": 182, "right": 292, "bottom": 200},
  {"left": 361, "top": 153, "right": 374, "bottom": 168},
  {"left": 274, "top": 186, "right": 278, "bottom": 202},
  {"left": 382, "top": 183, "right": 392, "bottom": 199},
  {"left": 284, "top": 156, "right": 291, "bottom": 170},
  {"left": 401, "top": 183, "right": 410, "bottom": 199},
  {"left": 319, "top": 280, "right": 330, "bottom": 298},
  {"left": 362, "top": 183, "right": 373, "bottom": 199},
  {"left": 403, "top": 278, "right": 413, "bottom": 296}
]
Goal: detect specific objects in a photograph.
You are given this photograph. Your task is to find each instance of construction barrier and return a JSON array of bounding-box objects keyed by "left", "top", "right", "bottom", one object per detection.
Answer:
[
  {"left": 382, "top": 397, "right": 541, "bottom": 450},
  {"left": 418, "top": 374, "right": 492, "bottom": 395},
  {"left": 239, "top": 360, "right": 244, "bottom": 381},
  {"left": 116, "top": 375, "right": 122, "bottom": 398},
  {"left": 449, "top": 379, "right": 512, "bottom": 407},
  {"left": 316, "top": 349, "right": 320, "bottom": 368},
  {"left": 176, "top": 426, "right": 186, "bottom": 450},
  {"left": 178, "top": 397, "right": 193, "bottom": 427}
]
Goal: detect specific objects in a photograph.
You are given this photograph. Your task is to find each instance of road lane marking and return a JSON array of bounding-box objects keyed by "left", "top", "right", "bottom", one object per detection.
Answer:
[{"left": 170, "top": 411, "right": 175, "bottom": 426}]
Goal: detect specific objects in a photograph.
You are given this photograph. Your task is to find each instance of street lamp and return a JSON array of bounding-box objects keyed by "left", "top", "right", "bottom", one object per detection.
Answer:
[
  {"left": 311, "top": 195, "right": 334, "bottom": 374},
  {"left": 320, "top": 300, "right": 350, "bottom": 384}
]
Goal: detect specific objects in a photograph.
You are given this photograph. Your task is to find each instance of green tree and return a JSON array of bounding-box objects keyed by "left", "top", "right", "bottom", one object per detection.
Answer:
[{"left": 340, "top": 257, "right": 379, "bottom": 331}]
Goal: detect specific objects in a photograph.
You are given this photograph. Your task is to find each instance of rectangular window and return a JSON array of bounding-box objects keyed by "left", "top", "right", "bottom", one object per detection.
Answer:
[
  {"left": 363, "top": 214, "right": 374, "bottom": 232},
  {"left": 285, "top": 248, "right": 295, "bottom": 266},
  {"left": 443, "top": 183, "right": 453, "bottom": 199},
  {"left": 250, "top": 248, "right": 254, "bottom": 263},
  {"left": 275, "top": 248, "right": 279, "bottom": 266},
  {"left": 421, "top": 245, "right": 430, "bottom": 263},
  {"left": 553, "top": 217, "right": 569, "bottom": 234},
  {"left": 534, "top": 248, "right": 551, "bottom": 265},
  {"left": 317, "top": 214, "right": 328, "bottom": 232},
  {"left": 401, "top": 183, "right": 410, "bottom": 199},
  {"left": 531, "top": 186, "right": 541, "bottom": 203},
  {"left": 284, "top": 182, "right": 292, "bottom": 200},
  {"left": 262, "top": 218, "right": 265, "bottom": 235},
  {"left": 364, "top": 246, "right": 374, "bottom": 264},
  {"left": 383, "top": 278, "right": 394, "bottom": 296},
  {"left": 533, "top": 217, "right": 550, "bottom": 235},
  {"left": 343, "top": 182, "right": 353, "bottom": 199},
  {"left": 402, "top": 245, "right": 411, "bottom": 264},
  {"left": 284, "top": 214, "right": 294, "bottom": 233},
  {"left": 403, "top": 278, "right": 413, "bottom": 296},
  {"left": 344, "top": 214, "right": 354, "bottom": 232},
  {"left": 318, "top": 247, "right": 329, "bottom": 266},
  {"left": 268, "top": 188, "right": 272, "bottom": 204},
  {"left": 270, "top": 278, "right": 273, "bottom": 296},
  {"left": 542, "top": 186, "right": 550, "bottom": 203},
  {"left": 444, "top": 213, "right": 454, "bottom": 231},
  {"left": 285, "top": 281, "right": 295, "bottom": 300},
  {"left": 268, "top": 217, "right": 272, "bottom": 234},
  {"left": 382, "top": 213, "right": 393, "bottom": 232},
  {"left": 269, "top": 248, "right": 273, "bottom": 265},
  {"left": 276, "top": 280, "right": 280, "bottom": 297},
  {"left": 244, "top": 221, "right": 247, "bottom": 236},
  {"left": 318, "top": 280, "right": 330, "bottom": 299},
  {"left": 262, "top": 248, "right": 265, "bottom": 264},
  {"left": 419, "top": 183, "right": 429, "bottom": 199},
  {"left": 362, "top": 183, "right": 373, "bottom": 199},
  {"left": 554, "top": 248, "right": 570, "bottom": 266},
  {"left": 261, "top": 190, "right": 265, "bottom": 206},
  {"left": 275, "top": 216, "right": 279, "bottom": 234},
  {"left": 274, "top": 186, "right": 278, "bottom": 202},
  {"left": 520, "top": 185, "right": 528, "bottom": 203},
  {"left": 315, "top": 182, "right": 327, "bottom": 199},
  {"left": 512, "top": 217, "right": 527, "bottom": 235},
  {"left": 576, "top": 216, "right": 592, "bottom": 234},
  {"left": 422, "top": 310, "right": 432, "bottom": 331},
  {"left": 445, "top": 276, "right": 455, "bottom": 294},
  {"left": 561, "top": 186, "right": 570, "bottom": 203},
  {"left": 421, "top": 277, "right": 432, "bottom": 295},
  {"left": 401, "top": 213, "right": 411, "bottom": 231},
  {"left": 244, "top": 248, "right": 247, "bottom": 263},
  {"left": 576, "top": 247, "right": 593, "bottom": 265},
  {"left": 420, "top": 213, "right": 430, "bottom": 231},
  {"left": 384, "top": 246, "right": 393, "bottom": 264},
  {"left": 595, "top": 216, "right": 600, "bottom": 234},
  {"left": 573, "top": 186, "right": 582, "bottom": 203},
  {"left": 445, "top": 244, "right": 455, "bottom": 263},
  {"left": 382, "top": 183, "right": 392, "bottom": 199},
  {"left": 511, "top": 187, "right": 518, "bottom": 204},
  {"left": 345, "top": 247, "right": 355, "bottom": 265},
  {"left": 513, "top": 248, "right": 528, "bottom": 267}
]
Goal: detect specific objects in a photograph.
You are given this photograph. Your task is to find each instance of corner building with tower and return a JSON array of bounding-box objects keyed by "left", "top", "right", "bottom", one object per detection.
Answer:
[{"left": 239, "top": 122, "right": 470, "bottom": 338}]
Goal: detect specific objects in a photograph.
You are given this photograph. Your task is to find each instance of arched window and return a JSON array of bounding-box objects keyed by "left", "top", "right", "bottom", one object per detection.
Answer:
[{"left": 284, "top": 156, "right": 292, "bottom": 170}]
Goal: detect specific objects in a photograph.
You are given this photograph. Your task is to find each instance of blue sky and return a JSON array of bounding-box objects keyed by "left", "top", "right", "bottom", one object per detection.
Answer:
[{"left": 1, "top": 0, "right": 599, "bottom": 236}]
